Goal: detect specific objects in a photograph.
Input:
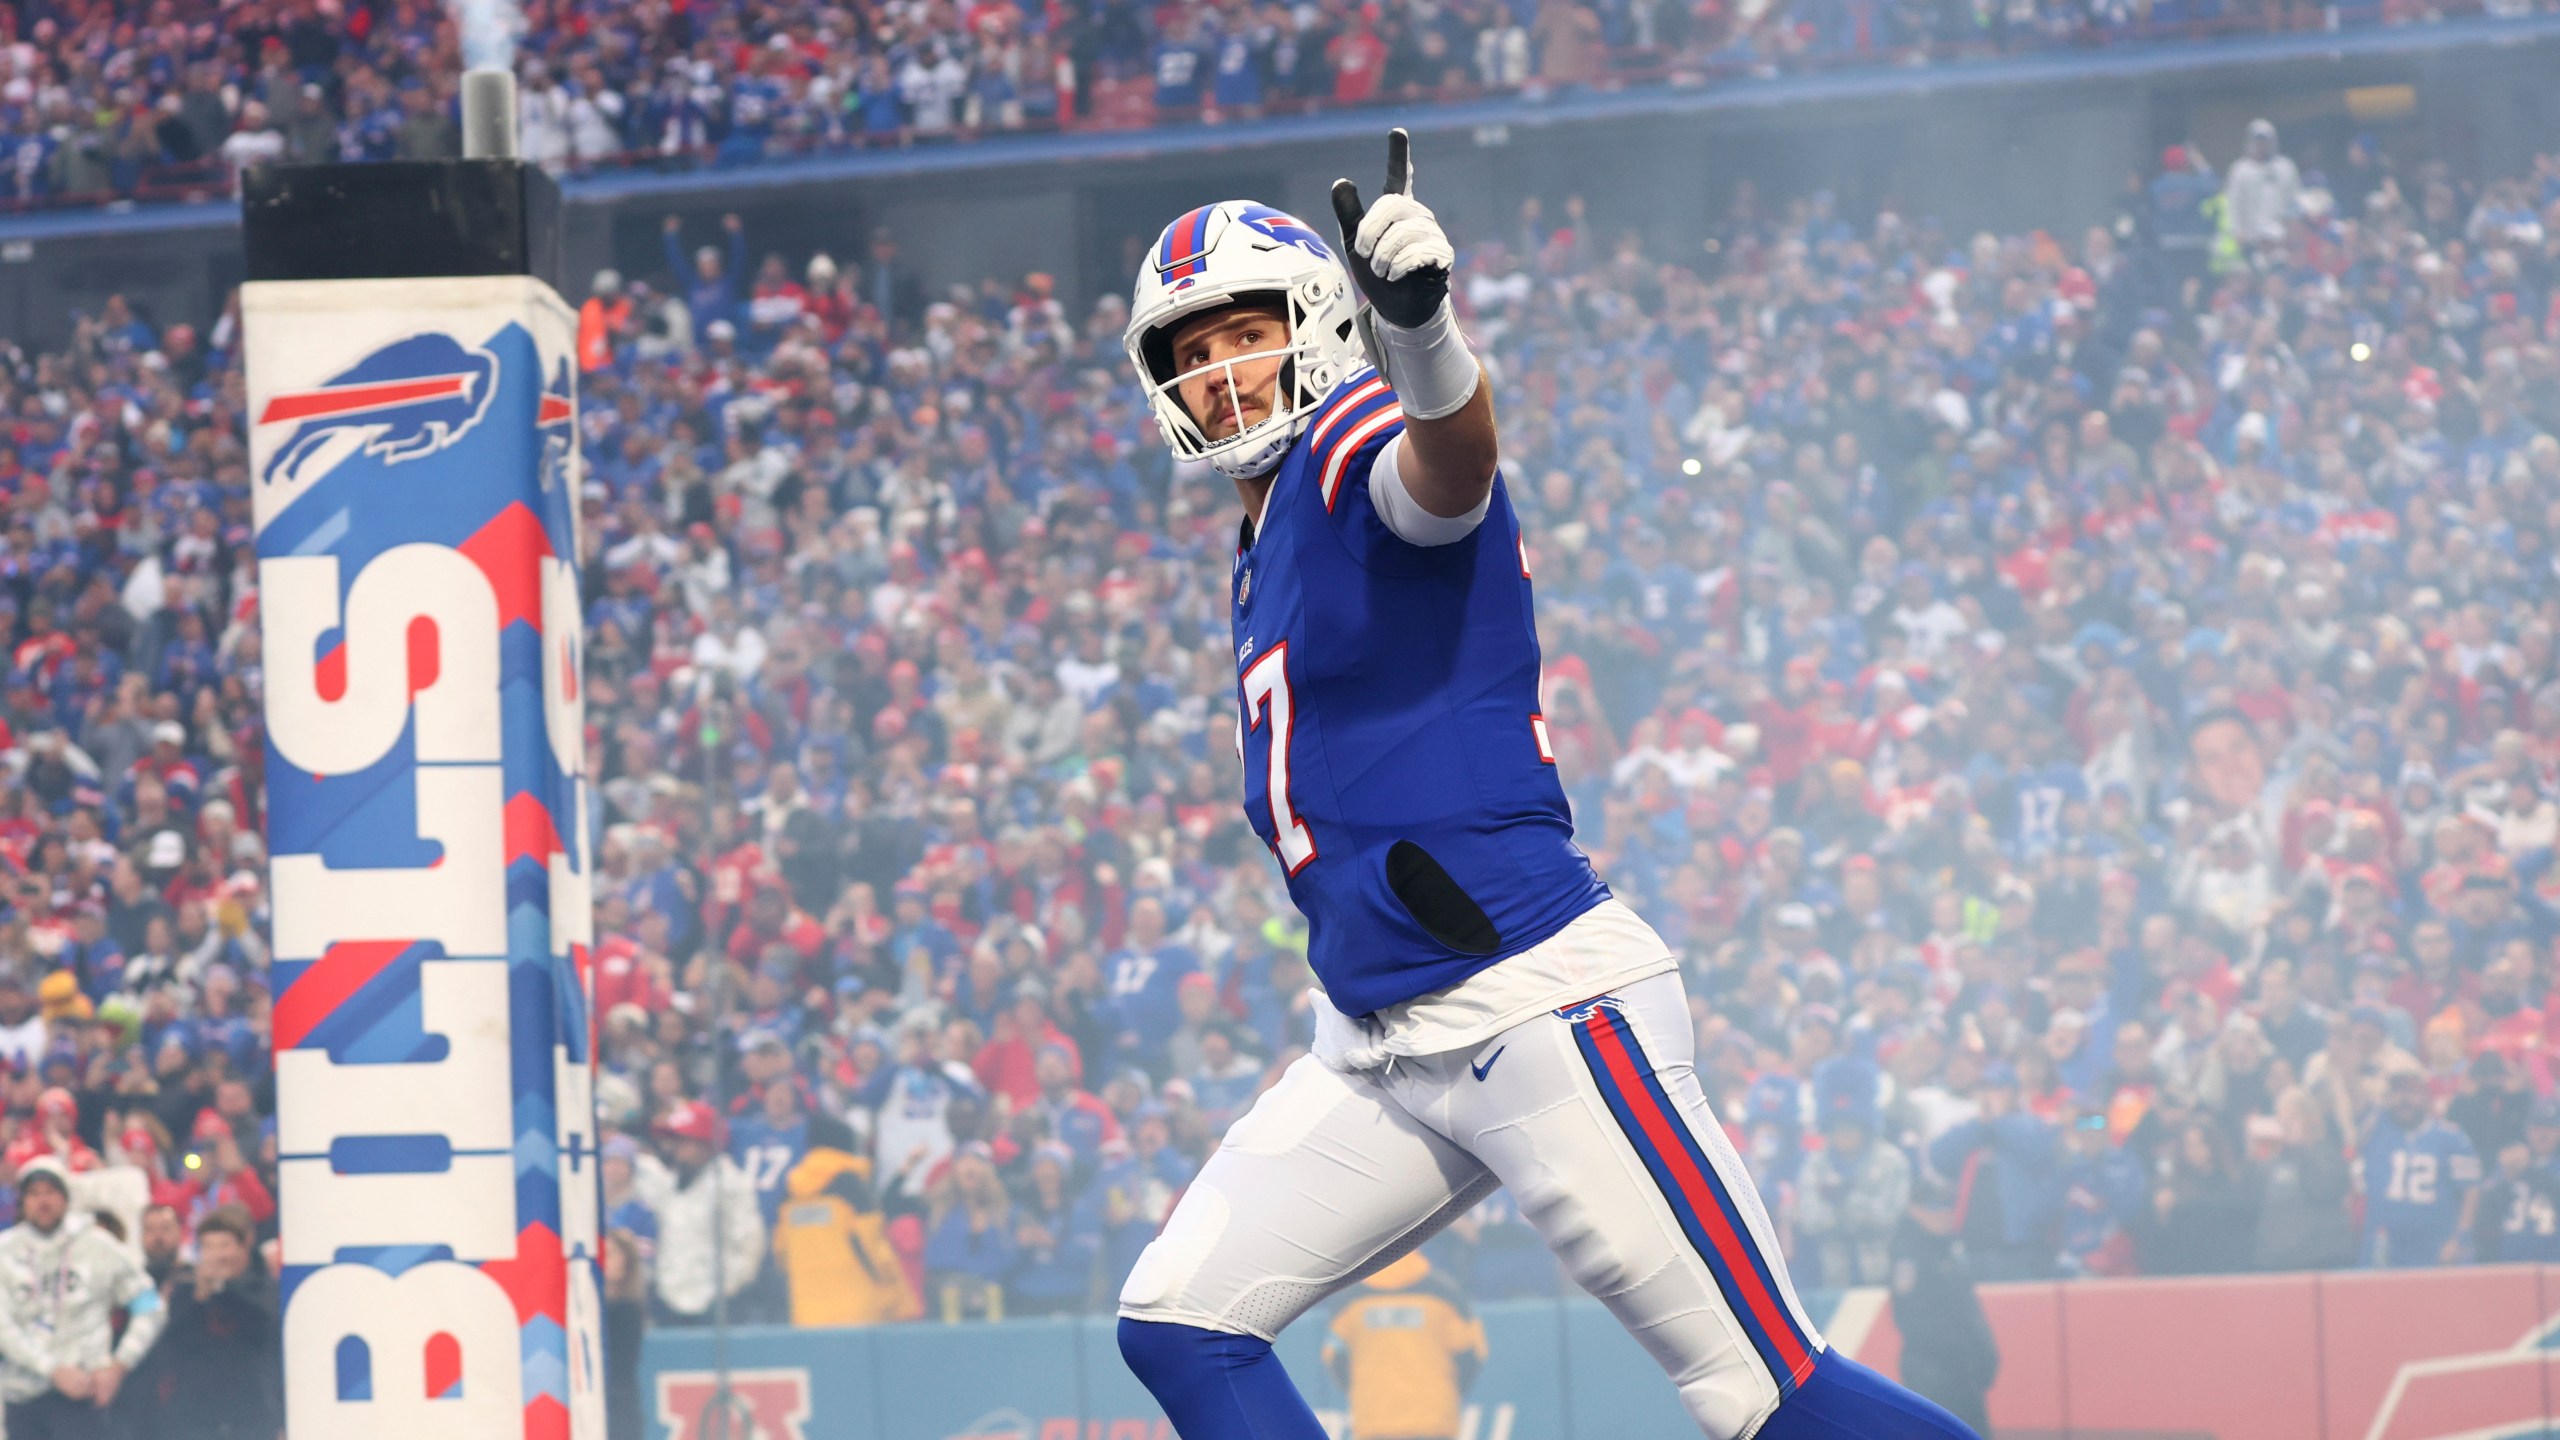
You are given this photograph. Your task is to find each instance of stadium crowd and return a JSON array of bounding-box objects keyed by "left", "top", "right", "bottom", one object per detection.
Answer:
[
  {"left": 0, "top": 0, "right": 2548, "bottom": 208},
  {"left": 5, "top": 101, "right": 2560, "bottom": 1430}
]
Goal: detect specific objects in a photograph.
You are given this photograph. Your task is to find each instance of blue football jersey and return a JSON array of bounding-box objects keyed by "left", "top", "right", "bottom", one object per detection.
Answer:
[
  {"left": 2487, "top": 1165, "right": 2560, "bottom": 1263},
  {"left": 729, "top": 1113, "right": 811, "bottom": 1224},
  {"left": 2360, "top": 1113, "right": 2479, "bottom": 1265},
  {"left": 1230, "top": 368, "right": 1610, "bottom": 1016}
]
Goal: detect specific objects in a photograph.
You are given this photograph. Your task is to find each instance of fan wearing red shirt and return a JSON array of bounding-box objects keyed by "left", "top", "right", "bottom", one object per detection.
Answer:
[
  {"left": 4, "top": 1088, "right": 101, "bottom": 1175},
  {"left": 181, "top": 1114, "right": 276, "bottom": 1229},
  {"left": 2467, "top": 944, "right": 2546, "bottom": 1080},
  {"left": 726, "top": 884, "right": 828, "bottom": 971},
  {"left": 1326, "top": 10, "right": 1387, "bottom": 103},
  {"left": 973, "top": 977, "right": 1082, "bottom": 1112},
  {"left": 592, "top": 895, "right": 674, "bottom": 1016}
]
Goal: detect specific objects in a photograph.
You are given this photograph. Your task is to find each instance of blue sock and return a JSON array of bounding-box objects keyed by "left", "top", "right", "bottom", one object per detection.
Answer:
[
  {"left": 1752, "top": 1350, "right": 1984, "bottom": 1440},
  {"left": 1118, "top": 1318, "right": 1329, "bottom": 1440}
]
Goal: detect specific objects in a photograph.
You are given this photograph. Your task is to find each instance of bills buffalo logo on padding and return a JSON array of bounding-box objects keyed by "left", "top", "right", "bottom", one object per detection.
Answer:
[{"left": 257, "top": 332, "right": 507, "bottom": 487}]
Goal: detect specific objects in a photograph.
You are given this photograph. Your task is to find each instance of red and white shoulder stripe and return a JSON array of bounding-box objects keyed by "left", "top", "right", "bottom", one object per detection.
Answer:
[{"left": 1306, "top": 369, "right": 1404, "bottom": 512}]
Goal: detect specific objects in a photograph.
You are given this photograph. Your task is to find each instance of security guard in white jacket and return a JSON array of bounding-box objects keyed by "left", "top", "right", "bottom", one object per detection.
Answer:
[{"left": 0, "top": 1159, "right": 165, "bottom": 1440}]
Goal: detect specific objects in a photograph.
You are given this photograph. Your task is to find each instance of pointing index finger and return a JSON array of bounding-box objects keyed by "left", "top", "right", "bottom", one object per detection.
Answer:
[{"left": 1385, "top": 128, "right": 1412, "bottom": 197}]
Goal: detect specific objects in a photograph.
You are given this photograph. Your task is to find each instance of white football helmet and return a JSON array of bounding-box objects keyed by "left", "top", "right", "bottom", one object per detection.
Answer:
[{"left": 1124, "top": 200, "right": 1368, "bottom": 481}]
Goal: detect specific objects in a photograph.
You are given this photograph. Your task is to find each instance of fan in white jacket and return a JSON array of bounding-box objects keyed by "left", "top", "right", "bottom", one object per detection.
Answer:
[
  {"left": 0, "top": 1160, "right": 165, "bottom": 1413},
  {"left": 639, "top": 1101, "right": 767, "bottom": 1321}
]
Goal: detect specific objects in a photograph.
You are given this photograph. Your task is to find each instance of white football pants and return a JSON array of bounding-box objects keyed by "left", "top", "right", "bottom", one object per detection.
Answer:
[{"left": 1117, "top": 970, "right": 1827, "bottom": 1440}]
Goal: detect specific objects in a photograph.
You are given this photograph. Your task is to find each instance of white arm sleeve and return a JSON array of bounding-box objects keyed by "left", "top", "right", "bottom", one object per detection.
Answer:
[{"left": 1369, "top": 433, "right": 1491, "bottom": 547}]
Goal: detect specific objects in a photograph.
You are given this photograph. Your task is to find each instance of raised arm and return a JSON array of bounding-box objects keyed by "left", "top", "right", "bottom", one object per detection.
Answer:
[{"left": 1331, "top": 130, "right": 1497, "bottom": 519}]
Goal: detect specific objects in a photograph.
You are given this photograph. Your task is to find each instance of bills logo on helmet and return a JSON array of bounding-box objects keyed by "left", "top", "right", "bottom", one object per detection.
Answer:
[
  {"left": 1155, "top": 201, "right": 1334, "bottom": 285},
  {"left": 257, "top": 332, "right": 499, "bottom": 488},
  {"left": 1235, "top": 203, "right": 1331, "bottom": 260}
]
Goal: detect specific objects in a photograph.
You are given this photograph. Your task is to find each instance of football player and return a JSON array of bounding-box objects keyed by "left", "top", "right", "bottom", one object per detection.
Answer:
[{"left": 1112, "top": 130, "right": 1978, "bottom": 1440}]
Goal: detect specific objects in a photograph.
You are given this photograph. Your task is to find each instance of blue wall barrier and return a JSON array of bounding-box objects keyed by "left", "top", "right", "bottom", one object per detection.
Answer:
[{"left": 640, "top": 1291, "right": 1860, "bottom": 1440}]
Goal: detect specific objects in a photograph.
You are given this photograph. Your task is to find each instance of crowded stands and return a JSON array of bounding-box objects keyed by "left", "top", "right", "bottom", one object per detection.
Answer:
[
  {"left": 0, "top": 0, "right": 2548, "bottom": 208},
  {"left": 6, "top": 120, "right": 2560, "bottom": 1358}
]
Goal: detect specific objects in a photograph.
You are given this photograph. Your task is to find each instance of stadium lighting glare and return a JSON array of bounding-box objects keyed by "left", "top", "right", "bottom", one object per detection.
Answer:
[
  {"left": 2352, "top": 342, "right": 2372, "bottom": 362},
  {"left": 1682, "top": 458, "right": 1704, "bottom": 476}
]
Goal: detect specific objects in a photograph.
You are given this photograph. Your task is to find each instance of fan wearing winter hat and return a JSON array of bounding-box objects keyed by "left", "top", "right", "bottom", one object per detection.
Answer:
[{"left": 0, "top": 1157, "right": 166, "bottom": 1434}]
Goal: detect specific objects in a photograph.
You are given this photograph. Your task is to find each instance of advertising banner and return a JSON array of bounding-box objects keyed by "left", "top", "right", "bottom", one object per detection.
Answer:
[{"left": 245, "top": 276, "right": 600, "bottom": 1440}]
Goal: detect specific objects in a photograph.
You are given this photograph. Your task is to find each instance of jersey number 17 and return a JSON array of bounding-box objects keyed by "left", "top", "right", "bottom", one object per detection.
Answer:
[{"left": 1242, "top": 644, "right": 1318, "bottom": 876}]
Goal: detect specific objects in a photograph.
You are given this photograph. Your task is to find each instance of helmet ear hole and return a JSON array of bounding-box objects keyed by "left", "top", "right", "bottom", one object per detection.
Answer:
[{"left": 1138, "top": 326, "right": 1178, "bottom": 389}]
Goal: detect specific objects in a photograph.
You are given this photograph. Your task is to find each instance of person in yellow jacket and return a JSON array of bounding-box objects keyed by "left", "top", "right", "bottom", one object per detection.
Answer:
[
  {"left": 1318, "top": 1253, "right": 1486, "bottom": 1440},
  {"left": 772, "top": 1145, "right": 920, "bottom": 1326}
]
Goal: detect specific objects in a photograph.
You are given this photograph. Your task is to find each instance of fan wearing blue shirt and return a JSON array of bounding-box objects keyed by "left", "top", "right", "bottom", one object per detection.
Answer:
[
  {"left": 729, "top": 1062, "right": 815, "bottom": 1227},
  {"left": 1102, "top": 895, "right": 1198, "bottom": 1075},
  {"left": 2361, "top": 1069, "right": 2481, "bottom": 1268}
]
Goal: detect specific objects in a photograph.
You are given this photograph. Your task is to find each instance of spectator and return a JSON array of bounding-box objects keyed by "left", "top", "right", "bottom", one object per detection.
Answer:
[
  {"left": 771, "top": 1143, "right": 919, "bottom": 1325},
  {"left": 1102, "top": 897, "right": 1199, "bottom": 1076},
  {"left": 663, "top": 214, "right": 749, "bottom": 340},
  {"left": 0, "top": 1159, "right": 165, "bottom": 1440},
  {"left": 2131, "top": 1120, "right": 2254, "bottom": 1274},
  {"left": 602, "top": 1231, "right": 650, "bottom": 1440},
  {"left": 119, "top": 1204, "right": 279, "bottom": 1440},
  {"left": 2472, "top": 1134, "right": 2560, "bottom": 1263},
  {"left": 2221, "top": 118, "right": 2301, "bottom": 251},
  {"left": 1319, "top": 1253, "right": 1486, "bottom": 1440},
  {"left": 730, "top": 1043, "right": 820, "bottom": 1225},
  {"left": 2360, "top": 1069, "right": 2482, "bottom": 1268},
  {"left": 1087, "top": 1107, "right": 1197, "bottom": 1293},
  {"left": 0, "top": 970, "right": 42, "bottom": 1072},
  {"left": 640, "top": 1101, "right": 768, "bottom": 1326},
  {"left": 2054, "top": 1100, "right": 2144, "bottom": 1276},
  {"left": 1532, "top": 0, "right": 1605, "bottom": 85},
  {"left": 395, "top": 85, "right": 461, "bottom": 160},
  {"left": 134, "top": 1203, "right": 184, "bottom": 1291},
  {"left": 923, "top": 1141, "right": 1015, "bottom": 1321},
  {"left": 1792, "top": 1099, "right": 1911, "bottom": 1287},
  {"left": 1007, "top": 1143, "right": 1101, "bottom": 1317},
  {"left": 1888, "top": 1190, "right": 1998, "bottom": 1437},
  {"left": 865, "top": 1015, "right": 985, "bottom": 1214},
  {"left": 2251, "top": 1091, "right": 2356, "bottom": 1271},
  {"left": 216, "top": 103, "right": 285, "bottom": 183},
  {"left": 1929, "top": 1063, "right": 2061, "bottom": 1282}
]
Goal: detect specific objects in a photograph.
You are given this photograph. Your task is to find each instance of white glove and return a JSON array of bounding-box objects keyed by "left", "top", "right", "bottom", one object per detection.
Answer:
[
  {"left": 1333, "top": 132, "right": 1478, "bottom": 421},
  {"left": 1330, "top": 130, "right": 1454, "bottom": 328},
  {"left": 1354, "top": 192, "right": 1456, "bottom": 287}
]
